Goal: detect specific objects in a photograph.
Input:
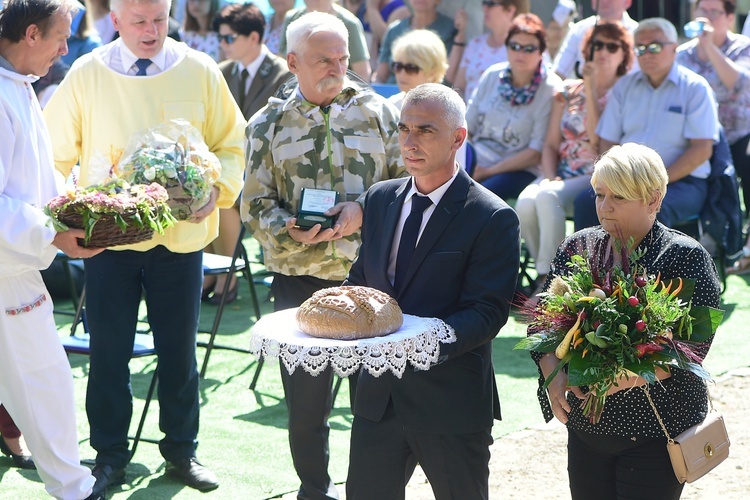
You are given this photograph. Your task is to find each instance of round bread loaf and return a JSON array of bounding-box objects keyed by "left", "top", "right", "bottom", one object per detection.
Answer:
[{"left": 296, "top": 286, "right": 403, "bottom": 339}]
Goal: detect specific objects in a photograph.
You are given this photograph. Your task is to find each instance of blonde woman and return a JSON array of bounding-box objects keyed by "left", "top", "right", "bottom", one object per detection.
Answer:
[{"left": 387, "top": 29, "right": 448, "bottom": 108}]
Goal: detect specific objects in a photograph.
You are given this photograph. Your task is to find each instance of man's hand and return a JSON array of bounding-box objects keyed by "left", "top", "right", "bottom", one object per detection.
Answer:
[
  {"left": 327, "top": 201, "right": 363, "bottom": 238},
  {"left": 52, "top": 229, "right": 105, "bottom": 258},
  {"left": 286, "top": 201, "right": 364, "bottom": 244},
  {"left": 189, "top": 186, "right": 219, "bottom": 223}
]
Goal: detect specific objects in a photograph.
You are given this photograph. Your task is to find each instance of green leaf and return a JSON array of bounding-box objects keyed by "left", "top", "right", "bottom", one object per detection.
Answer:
[
  {"left": 568, "top": 353, "right": 601, "bottom": 386},
  {"left": 622, "top": 362, "right": 656, "bottom": 384},
  {"left": 541, "top": 351, "right": 573, "bottom": 390},
  {"left": 513, "top": 335, "right": 559, "bottom": 353},
  {"left": 688, "top": 306, "right": 725, "bottom": 342}
]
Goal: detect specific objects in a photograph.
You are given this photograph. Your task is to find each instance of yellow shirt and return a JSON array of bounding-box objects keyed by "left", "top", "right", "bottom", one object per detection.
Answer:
[{"left": 44, "top": 43, "right": 245, "bottom": 253}]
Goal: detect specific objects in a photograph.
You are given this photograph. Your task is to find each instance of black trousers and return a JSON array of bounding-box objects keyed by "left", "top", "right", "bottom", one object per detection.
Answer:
[
  {"left": 347, "top": 400, "right": 492, "bottom": 500},
  {"left": 271, "top": 273, "right": 345, "bottom": 500},
  {"left": 568, "top": 429, "right": 683, "bottom": 500}
]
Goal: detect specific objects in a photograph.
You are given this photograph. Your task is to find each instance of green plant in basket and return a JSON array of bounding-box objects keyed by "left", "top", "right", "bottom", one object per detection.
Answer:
[
  {"left": 114, "top": 119, "right": 221, "bottom": 220},
  {"left": 45, "top": 179, "right": 176, "bottom": 247},
  {"left": 515, "top": 242, "right": 724, "bottom": 424}
]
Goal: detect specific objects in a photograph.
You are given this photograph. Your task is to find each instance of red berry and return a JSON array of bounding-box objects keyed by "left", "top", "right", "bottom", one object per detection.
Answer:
[
  {"left": 592, "top": 320, "right": 601, "bottom": 329},
  {"left": 580, "top": 311, "right": 587, "bottom": 320},
  {"left": 635, "top": 320, "right": 647, "bottom": 332},
  {"left": 628, "top": 296, "right": 640, "bottom": 307},
  {"left": 635, "top": 276, "right": 647, "bottom": 287}
]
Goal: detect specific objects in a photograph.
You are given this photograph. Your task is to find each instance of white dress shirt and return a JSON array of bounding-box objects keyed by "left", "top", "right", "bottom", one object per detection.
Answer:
[{"left": 387, "top": 167, "right": 460, "bottom": 286}]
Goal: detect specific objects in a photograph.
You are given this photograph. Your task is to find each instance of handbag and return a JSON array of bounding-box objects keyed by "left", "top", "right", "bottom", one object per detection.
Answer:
[{"left": 643, "top": 385, "right": 730, "bottom": 484}]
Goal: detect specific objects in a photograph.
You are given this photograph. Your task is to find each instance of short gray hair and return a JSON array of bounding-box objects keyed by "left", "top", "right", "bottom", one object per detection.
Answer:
[
  {"left": 110, "top": 0, "right": 172, "bottom": 16},
  {"left": 402, "top": 83, "right": 466, "bottom": 131},
  {"left": 634, "top": 18, "right": 678, "bottom": 44},
  {"left": 286, "top": 11, "right": 348, "bottom": 55}
]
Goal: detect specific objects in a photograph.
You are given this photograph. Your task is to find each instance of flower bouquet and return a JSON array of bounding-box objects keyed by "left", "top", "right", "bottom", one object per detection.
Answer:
[
  {"left": 514, "top": 241, "right": 724, "bottom": 424},
  {"left": 45, "top": 179, "right": 176, "bottom": 248},
  {"left": 114, "top": 119, "right": 221, "bottom": 220}
]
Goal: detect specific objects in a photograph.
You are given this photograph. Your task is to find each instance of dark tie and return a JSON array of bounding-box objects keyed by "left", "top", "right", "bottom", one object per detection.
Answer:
[
  {"left": 395, "top": 195, "right": 432, "bottom": 291},
  {"left": 134, "top": 58, "right": 152, "bottom": 76},
  {"left": 238, "top": 68, "right": 249, "bottom": 110}
]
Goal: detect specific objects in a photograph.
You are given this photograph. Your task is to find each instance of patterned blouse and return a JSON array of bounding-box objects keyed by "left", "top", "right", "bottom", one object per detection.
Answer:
[
  {"left": 555, "top": 80, "right": 608, "bottom": 179},
  {"left": 676, "top": 33, "right": 750, "bottom": 145},
  {"left": 183, "top": 31, "right": 223, "bottom": 62},
  {"left": 459, "top": 33, "right": 508, "bottom": 100},
  {"left": 531, "top": 223, "right": 722, "bottom": 438},
  {"left": 264, "top": 13, "right": 285, "bottom": 56}
]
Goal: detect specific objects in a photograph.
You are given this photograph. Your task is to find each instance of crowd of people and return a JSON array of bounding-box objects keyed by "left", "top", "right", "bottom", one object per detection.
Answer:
[{"left": 1, "top": 0, "right": 748, "bottom": 499}]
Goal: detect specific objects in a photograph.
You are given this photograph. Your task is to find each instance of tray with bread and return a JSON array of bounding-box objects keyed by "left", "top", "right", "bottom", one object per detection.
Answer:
[{"left": 250, "top": 286, "right": 456, "bottom": 378}]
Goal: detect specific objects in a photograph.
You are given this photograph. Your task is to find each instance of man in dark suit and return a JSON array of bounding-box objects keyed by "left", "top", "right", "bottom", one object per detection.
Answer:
[
  {"left": 345, "top": 83, "right": 521, "bottom": 499},
  {"left": 214, "top": 2, "right": 291, "bottom": 121}
]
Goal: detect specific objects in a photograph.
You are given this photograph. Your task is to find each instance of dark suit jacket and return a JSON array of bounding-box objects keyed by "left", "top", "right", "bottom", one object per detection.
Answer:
[
  {"left": 218, "top": 54, "right": 291, "bottom": 121},
  {"left": 346, "top": 168, "right": 520, "bottom": 434}
]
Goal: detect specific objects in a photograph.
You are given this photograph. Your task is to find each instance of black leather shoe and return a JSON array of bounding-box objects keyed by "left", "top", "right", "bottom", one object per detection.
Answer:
[
  {"left": 165, "top": 457, "right": 219, "bottom": 491},
  {"left": 91, "top": 464, "right": 126, "bottom": 496},
  {"left": 0, "top": 435, "right": 35, "bottom": 470},
  {"left": 208, "top": 277, "right": 239, "bottom": 306}
]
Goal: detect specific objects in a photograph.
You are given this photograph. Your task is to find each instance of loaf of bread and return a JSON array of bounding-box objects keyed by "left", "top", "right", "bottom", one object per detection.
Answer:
[{"left": 296, "top": 286, "right": 403, "bottom": 340}]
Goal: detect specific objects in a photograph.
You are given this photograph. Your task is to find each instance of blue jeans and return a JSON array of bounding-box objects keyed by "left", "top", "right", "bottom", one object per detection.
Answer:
[
  {"left": 84, "top": 246, "right": 202, "bottom": 468},
  {"left": 574, "top": 176, "right": 709, "bottom": 231},
  {"left": 480, "top": 170, "right": 537, "bottom": 202}
]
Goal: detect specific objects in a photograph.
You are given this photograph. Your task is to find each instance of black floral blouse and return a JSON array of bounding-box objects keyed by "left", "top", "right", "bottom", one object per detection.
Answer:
[{"left": 531, "top": 223, "right": 722, "bottom": 437}]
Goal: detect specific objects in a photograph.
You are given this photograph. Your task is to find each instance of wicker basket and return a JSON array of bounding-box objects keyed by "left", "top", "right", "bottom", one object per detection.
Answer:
[{"left": 57, "top": 210, "right": 155, "bottom": 248}]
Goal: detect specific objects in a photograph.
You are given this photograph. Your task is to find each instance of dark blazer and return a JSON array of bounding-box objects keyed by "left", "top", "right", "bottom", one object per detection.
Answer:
[
  {"left": 218, "top": 53, "right": 291, "bottom": 121},
  {"left": 346, "top": 168, "right": 520, "bottom": 434}
]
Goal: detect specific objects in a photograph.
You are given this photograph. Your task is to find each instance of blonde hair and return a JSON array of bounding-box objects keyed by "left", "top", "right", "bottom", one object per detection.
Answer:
[
  {"left": 591, "top": 143, "right": 668, "bottom": 208},
  {"left": 391, "top": 29, "right": 448, "bottom": 84}
]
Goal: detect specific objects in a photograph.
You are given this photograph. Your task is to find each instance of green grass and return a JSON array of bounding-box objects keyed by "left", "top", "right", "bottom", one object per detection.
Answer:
[{"left": 2, "top": 240, "right": 749, "bottom": 499}]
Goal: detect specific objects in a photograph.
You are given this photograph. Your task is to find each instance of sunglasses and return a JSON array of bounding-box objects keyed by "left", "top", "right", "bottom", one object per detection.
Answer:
[
  {"left": 481, "top": 0, "right": 507, "bottom": 7},
  {"left": 391, "top": 61, "right": 421, "bottom": 75},
  {"left": 218, "top": 33, "right": 240, "bottom": 44},
  {"left": 592, "top": 40, "right": 621, "bottom": 53},
  {"left": 634, "top": 41, "right": 674, "bottom": 57},
  {"left": 507, "top": 42, "right": 540, "bottom": 53}
]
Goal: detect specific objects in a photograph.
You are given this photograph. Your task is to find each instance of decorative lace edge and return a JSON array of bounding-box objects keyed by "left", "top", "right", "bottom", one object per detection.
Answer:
[{"left": 250, "top": 318, "right": 457, "bottom": 379}]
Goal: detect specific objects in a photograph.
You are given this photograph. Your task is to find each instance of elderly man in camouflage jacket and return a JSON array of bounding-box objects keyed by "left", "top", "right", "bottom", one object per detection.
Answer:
[{"left": 240, "top": 11, "right": 404, "bottom": 500}]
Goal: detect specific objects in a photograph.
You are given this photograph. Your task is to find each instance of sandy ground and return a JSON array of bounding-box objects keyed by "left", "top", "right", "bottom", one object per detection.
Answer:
[
  {"left": 281, "top": 368, "right": 747, "bottom": 499},
  {"left": 403, "top": 367, "right": 750, "bottom": 500}
]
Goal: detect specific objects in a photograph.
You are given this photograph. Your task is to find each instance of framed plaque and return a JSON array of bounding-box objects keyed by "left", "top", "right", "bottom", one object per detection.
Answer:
[{"left": 296, "top": 188, "right": 338, "bottom": 229}]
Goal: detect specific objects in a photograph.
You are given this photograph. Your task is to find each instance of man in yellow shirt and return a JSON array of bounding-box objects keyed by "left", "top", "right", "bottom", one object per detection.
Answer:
[{"left": 44, "top": 0, "right": 244, "bottom": 495}]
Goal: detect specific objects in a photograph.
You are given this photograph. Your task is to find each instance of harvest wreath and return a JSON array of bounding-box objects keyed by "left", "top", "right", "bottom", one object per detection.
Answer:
[{"left": 45, "top": 179, "right": 176, "bottom": 248}]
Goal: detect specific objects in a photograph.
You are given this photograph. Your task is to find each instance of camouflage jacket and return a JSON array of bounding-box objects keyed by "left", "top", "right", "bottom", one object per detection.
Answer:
[{"left": 241, "top": 79, "right": 405, "bottom": 280}]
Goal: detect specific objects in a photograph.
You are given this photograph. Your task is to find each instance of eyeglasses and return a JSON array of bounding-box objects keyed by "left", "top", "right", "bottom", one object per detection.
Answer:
[
  {"left": 695, "top": 8, "right": 726, "bottom": 20},
  {"left": 391, "top": 61, "right": 421, "bottom": 74},
  {"left": 481, "top": 0, "right": 507, "bottom": 7},
  {"left": 634, "top": 41, "right": 674, "bottom": 57},
  {"left": 218, "top": 33, "right": 240, "bottom": 44},
  {"left": 507, "top": 42, "right": 540, "bottom": 53},
  {"left": 592, "top": 40, "right": 621, "bottom": 53}
]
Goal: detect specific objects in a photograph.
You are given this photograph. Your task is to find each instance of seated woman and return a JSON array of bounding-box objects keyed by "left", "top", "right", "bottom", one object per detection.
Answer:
[
  {"left": 452, "top": 0, "right": 528, "bottom": 101},
  {"left": 515, "top": 22, "right": 633, "bottom": 298},
  {"left": 374, "top": 0, "right": 464, "bottom": 84},
  {"left": 467, "top": 13, "right": 561, "bottom": 201},
  {"left": 386, "top": 29, "right": 468, "bottom": 170},
  {"left": 183, "top": 0, "right": 223, "bottom": 62},
  {"left": 532, "top": 143, "right": 721, "bottom": 499},
  {"left": 387, "top": 29, "right": 448, "bottom": 109},
  {"left": 675, "top": 0, "right": 750, "bottom": 274},
  {"left": 342, "top": 0, "right": 410, "bottom": 71},
  {"left": 265, "top": 0, "right": 295, "bottom": 56}
]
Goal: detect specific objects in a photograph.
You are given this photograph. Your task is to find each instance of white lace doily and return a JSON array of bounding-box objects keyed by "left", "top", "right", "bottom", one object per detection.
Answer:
[{"left": 249, "top": 308, "right": 456, "bottom": 378}]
